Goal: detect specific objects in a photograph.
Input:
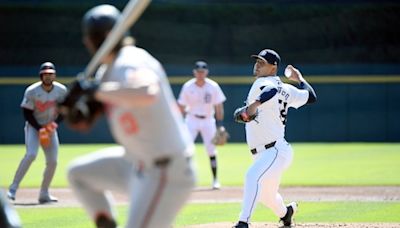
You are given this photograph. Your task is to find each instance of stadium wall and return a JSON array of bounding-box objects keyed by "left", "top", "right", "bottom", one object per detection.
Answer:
[{"left": 1, "top": 76, "right": 399, "bottom": 143}]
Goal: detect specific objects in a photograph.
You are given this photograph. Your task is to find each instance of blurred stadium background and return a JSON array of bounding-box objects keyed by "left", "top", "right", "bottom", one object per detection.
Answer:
[{"left": 0, "top": 0, "right": 399, "bottom": 143}]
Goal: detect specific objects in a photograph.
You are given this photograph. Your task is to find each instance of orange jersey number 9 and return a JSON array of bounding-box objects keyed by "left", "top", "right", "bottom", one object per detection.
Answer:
[{"left": 119, "top": 112, "right": 139, "bottom": 135}]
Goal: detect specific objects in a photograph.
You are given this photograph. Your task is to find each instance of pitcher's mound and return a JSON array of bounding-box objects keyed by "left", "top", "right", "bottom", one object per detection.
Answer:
[{"left": 183, "top": 222, "right": 400, "bottom": 228}]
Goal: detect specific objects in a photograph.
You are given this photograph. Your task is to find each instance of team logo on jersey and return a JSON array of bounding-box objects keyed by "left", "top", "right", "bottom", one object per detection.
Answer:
[
  {"left": 35, "top": 100, "right": 56, "bottom": 112},
  {"left": 204, "top": 92, "right": 211, "bottom": 103}
]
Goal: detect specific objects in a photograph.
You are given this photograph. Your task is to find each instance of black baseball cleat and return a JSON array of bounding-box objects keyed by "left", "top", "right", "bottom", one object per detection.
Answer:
[
  {"left": 280, "top": 202, "right": 298, "bottom": 227},
  {"left": 96, "top": 214, "right": 117, "bottom": 228},
  {"left": 232, "top": 221, "right": 249, "bottom": 228}
]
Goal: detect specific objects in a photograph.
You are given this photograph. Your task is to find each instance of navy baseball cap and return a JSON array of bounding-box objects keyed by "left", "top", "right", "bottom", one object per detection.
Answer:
[
  {"left": 194, "top": 61, "right": 208, "bottom": 70},
  {"left": 251, "top": 49, "right": 281, "bottom": 66},
  {"left": 39, "top": 62, "right": 56, "bottom": 75}
]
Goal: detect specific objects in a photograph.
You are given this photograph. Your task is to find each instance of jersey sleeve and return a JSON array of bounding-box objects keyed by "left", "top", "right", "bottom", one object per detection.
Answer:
[
  {"left": 20, "top": 88, "right": 34, "bottom": 110},
  {"left": 213, "top": 83, "right": 226, "bottom": 105},
  {"left": 248, "top": 80, "right": 277, "bottom": 103},
  {"left": 123, "top": 66, "right": 160, "bottom": 87},
  {"left": 255, "top": 83, "right": 278, "bottom": 110},
  {"left": 287, "top": 84, "right": 309, "bottom": 109},
  {"left": 56, "top": 83, "right": 68, "bottom": 103}
]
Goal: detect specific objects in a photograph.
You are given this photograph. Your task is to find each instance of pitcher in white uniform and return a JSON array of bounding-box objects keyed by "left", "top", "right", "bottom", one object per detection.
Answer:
[
  {"left": 66, "top": 5, "right": 196, "bottom": 228},
  {"left": 232, "top": 49, "right": 317, "bottom": 228},
  {"left": 7, "top": 62, "right": 67, "bottom": 204},
  {"left": 178, "top": 61, "right": 226, "bottom": 189}
]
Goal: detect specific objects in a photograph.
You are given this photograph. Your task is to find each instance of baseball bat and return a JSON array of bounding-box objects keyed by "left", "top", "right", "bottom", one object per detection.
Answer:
[{"left": 84, "top": 0, "right": 151, "bottom": 79}]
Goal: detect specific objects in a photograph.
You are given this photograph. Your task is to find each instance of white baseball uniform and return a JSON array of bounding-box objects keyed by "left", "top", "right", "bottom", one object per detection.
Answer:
[
  {"left": 68, "top": 45, "right": 196, "bottom": 228},
  {"left": 9, "top": 81, "right": 66, "bottom": 197},
  {"left": 178, "top": 78, "right": 226, "bottom": 156},
  {"left": 238, "top": 76, "right": 309, "bottom": 222}
]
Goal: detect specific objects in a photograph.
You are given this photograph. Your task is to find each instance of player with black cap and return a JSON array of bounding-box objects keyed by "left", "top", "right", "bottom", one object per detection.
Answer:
[
  {"left": 178, "top": 60, "right": 227, "bottom": 189},
  {"left": 232, "top": 49, "right": 317, "bottom": 227},
  {"left": 7, "top": 62, "right": 66, "bottom": 204}
]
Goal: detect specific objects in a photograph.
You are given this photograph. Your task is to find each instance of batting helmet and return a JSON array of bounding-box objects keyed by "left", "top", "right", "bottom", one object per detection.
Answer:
[
  {"left": 39, "top": 62, "right": 56, "bottom": 76},
  {"left": 82, "top": 5, "right": 120, "bottom": 42}
]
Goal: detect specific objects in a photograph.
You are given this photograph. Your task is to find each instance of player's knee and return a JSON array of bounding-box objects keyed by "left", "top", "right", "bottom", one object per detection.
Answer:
[
  {"left": 24, "top": 154, "right": 37, "bottom": 163},
  {"left": 206, "top": 146, "right": 216, "bottom": 155},
  {"left": 67, "top": 161, "right": 88, "bottom": 184}
]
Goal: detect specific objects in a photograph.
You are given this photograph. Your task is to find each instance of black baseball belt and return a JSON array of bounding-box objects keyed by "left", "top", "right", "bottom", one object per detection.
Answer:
[
  {"left": 194, "top": 114, "right": 207, "bottom": 119},
  {"left": 250, "top": 141, "right": 276, "bottom": 155},
  {"left": 154, "top": 157, "right": 170, "bottom": 167}
]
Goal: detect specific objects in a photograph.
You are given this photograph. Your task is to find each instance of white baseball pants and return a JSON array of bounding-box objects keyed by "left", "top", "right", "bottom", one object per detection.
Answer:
[
  {"left": 185, "top": 115, "right": 217, "bottom": 156},
  {"left": 239, "top": 138, "right": 293, "bottom": 222}
]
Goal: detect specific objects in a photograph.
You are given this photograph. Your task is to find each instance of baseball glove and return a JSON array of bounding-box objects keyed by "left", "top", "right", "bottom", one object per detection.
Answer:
[
  {"left": 38, "top": 122, "right": 58, "bottom": 148},
  {"left": 212, "top": 126, "right": 229, "bottom": 145},
  {"left": 233, "top": 106, "right": 258, "bottom": 124},
  {"left": 58, "top": 78, "right": 103, "bottom": 131},
  {"left": 39, "top": 128, "right": 51, "bottom": 148}
]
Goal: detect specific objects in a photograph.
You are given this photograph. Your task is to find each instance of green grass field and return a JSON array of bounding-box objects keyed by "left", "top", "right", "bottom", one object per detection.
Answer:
[
  {"left": 1, "top": 143, "right": 400, "bottom": 187},
  {"left": 15, "top": 202, "right": 400, "bottom": 228},
  {"left": 1, "top": 143, "right": 400, "bottom": 227}
]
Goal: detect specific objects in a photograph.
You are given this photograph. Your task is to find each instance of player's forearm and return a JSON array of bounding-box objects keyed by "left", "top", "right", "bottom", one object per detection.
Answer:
[
  {"left": 247, "top": 101, "right": 261, "bottom": 116},
  {"left": 215, "top": 103, "right": 224, "bottom": 120},
  {"left": 299, "top": 80, "right": 317, "bottom": 104},
  {"left": 178, "top": 104, "right": 187, "bottom": 116},
  {"left": 288, "top": 66, "right": 317, "bottom": 104},
  {"left": 95, "top": 82, "right": 159, "bottom": 108},
  {"left": 22, "top": 108, "right": 41, "bottom": 131},
  {"left": 215, "top": 103, "right": 224, "bottom": 126}
]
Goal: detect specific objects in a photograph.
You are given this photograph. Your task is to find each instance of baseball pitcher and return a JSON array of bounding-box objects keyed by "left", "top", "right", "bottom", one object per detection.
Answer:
[
  {"left": 7, "top": 62, "right": 66, "bottom": 204},
  {"left": 232, "top": 49, "right": 317, "bottom": 228},
  {"left": 61, "top": 5, "right": 196, "bottom": 228},
  {"left": 178, "top": 61, "right": 227, "bottom": 189}
]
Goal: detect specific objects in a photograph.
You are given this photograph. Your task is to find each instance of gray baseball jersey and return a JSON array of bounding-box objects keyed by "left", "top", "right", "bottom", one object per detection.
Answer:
[
  {"left": 68, "top": 45, "right": 196, "bottom": 228},
  {"left": 99, "top": 46, "right": 194, "bottom": 164},
  {"left": 20, "top": 81, "right": 67, "bottom": 125},
  {"left": 9, "top": 80, "right": 66, "bottom": 200}
]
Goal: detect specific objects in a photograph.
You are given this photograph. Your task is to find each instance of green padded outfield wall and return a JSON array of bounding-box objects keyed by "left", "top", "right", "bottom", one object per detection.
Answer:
[{"left": 1, "top": 79, "right": 400, "bottom": 143}]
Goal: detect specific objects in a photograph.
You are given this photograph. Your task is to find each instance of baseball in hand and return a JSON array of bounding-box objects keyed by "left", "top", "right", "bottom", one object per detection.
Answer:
[{"left": 284, "top": 67, "right": 292, "bottom": 78}]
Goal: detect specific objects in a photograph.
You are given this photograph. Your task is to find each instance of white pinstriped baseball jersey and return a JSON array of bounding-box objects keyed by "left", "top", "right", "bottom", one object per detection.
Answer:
[
  {"left": 245, "top": 76, "right": 309, "bottom": 148},
  {"left": 178, "top": 78, "right": 226, "bottom": 118}
]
